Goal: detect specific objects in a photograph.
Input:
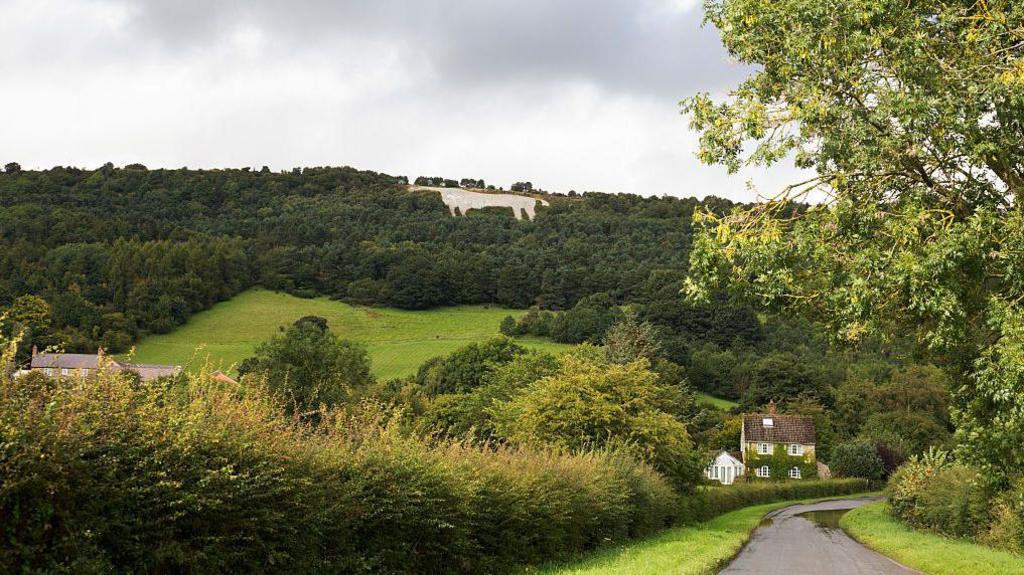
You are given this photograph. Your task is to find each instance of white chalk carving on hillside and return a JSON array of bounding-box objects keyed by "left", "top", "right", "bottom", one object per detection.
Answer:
[{"left": 410, "top": 186, "right": 548, "bottom": 220}]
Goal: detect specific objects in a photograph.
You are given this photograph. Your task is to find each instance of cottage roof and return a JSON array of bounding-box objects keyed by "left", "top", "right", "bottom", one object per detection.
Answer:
[
  {"left": 742, "top": 414, "right": 816, "bottom": 444},
  {"left": 30, "top": 352, "right": 180, "bottom": 381},
  {"left": 30, "top": 353, "right": 102, "bottom": 369}
]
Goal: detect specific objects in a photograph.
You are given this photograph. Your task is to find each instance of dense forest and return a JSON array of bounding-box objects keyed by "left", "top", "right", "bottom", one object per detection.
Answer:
[{"left": 0, "top": 162, "right": 739, "bottom": 357}]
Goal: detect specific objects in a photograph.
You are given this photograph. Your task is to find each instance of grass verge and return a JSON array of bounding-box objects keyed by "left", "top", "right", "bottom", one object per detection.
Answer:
[
  {"left": 841, "top": 502, "right": 1024, "bottom": 575},
  {"left": 528, "top": 494, "right": 873, "bottom": 575}
]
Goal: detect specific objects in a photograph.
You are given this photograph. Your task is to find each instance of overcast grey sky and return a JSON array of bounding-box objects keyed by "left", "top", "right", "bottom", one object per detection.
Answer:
[{"left": 0, "top": 0, "right": 801, "bottom": 200}]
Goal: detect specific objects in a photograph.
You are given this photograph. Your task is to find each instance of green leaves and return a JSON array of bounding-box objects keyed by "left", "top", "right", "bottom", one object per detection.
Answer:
[{"left": 686, "top": 0, "right": 1024, "bottom": 477}]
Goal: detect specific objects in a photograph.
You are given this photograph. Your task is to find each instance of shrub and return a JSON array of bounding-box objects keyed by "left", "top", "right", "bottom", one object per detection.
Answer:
[
  {"left": 237, "top": 317, "right": 373, "bottom": 414},
  {"left": 678, "top": 479, "right": 873, "bottom": 524},
  {"left": 984, "top": 480, "right": 1024, "bottom": 554},
  {"left": 415, "top": 337, "right": 526, "bottom": 395},
  {"left": 499, "top": 315, "right": 519, "bottom": 336},
  {"left": 491, "top": 356, "right": 701, "bottom": 490},
  {"left": 831, "top": 442, "right": 885, "bottom": 480},
  {"left": 0, "top": 359, "right": 678, "bottom": 574},
  {"left": 888, "top": 451, "right": 991, "bottom": 539},
  {"left": 0, "top": 336, "right": 874, "bottom": 574}
]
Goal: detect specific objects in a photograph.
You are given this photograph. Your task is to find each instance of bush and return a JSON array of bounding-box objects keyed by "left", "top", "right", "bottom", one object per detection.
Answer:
[
  {"left": 499, "top": 315, "right": 519, "bottom": 336},
  {"left": 831, "top": 442, "right": 885, "bottom": 480},
  {"left": 491, "top": 356, "right": 702, "bottom": 490},
  {"left": 0, "top": 361, "right": 679, "bottom": 574},
  {"left": 984, "top": 480, "right": 1024, "bottom": 554},
  {"left": 888, "top": 453, "right": 991, "bottom": 539},
  {"left": 678, "top": 479, "right": 873, "bottom": 524},
  {"left": 0, "top": 338, "right": 875, "bottom": 573}
]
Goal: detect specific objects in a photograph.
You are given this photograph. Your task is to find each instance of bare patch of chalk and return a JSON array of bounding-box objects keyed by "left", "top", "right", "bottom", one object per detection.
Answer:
[{"left": 409, "top": 185, "right": 548, "bottom": 220}]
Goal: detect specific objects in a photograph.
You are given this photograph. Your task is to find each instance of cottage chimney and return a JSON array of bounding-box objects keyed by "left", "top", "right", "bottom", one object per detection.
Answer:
[
  {"left": 32, "top": 345, "right": 38, "bottom": 357},
  {"left": 768, "top": 400, "right": 777, "bottom": 416}
]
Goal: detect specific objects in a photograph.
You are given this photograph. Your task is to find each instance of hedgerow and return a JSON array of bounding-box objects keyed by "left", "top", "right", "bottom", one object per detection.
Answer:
[
  {"left": 678, "top": 478, "right": 873, "bottom": 524},
  {"left": 0, "top": 361, "right": 678, "bottom": 574},
  {"left": 0, "top": 339, "right": 872, "bottom": 573}
]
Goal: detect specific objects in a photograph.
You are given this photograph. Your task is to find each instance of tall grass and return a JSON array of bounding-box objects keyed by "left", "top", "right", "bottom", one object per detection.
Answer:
[{"left": 0, "top": 360, "right": 677, "bottom": 574}]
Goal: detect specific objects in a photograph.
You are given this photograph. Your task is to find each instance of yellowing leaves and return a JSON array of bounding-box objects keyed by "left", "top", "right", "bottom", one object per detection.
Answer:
[{"left": 998, "top": 59, "right": 1024, "bottom": 87}]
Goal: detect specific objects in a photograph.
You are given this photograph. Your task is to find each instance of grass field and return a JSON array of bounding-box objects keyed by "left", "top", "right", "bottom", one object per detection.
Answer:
[
  {"left": 129, "top": 289, "right": 573, "bottom": 380},
  {"left": 841, "top": 503, "right": 1024, "bottom": 575},
  {"left": 528, "top": 495, "right": 872, "bottom": 575},
  {"left": 697, "top": 392, "right": 738, "bottom": 411}
]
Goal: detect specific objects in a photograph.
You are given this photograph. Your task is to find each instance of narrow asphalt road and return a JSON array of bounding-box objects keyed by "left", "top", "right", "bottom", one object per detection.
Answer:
[{"left": 718, "top": 497, "right": 922, "bottom": 575}]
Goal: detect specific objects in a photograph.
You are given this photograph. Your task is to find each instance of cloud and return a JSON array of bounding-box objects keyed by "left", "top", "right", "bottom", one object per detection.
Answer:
[{"left": 0, "top": 0, "right": 804, "bottom": 200}]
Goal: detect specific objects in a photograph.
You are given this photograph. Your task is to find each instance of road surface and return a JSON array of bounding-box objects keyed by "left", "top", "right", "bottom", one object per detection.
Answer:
[{"left": 718, "top": 497, "right": 922, "bottom": 575}]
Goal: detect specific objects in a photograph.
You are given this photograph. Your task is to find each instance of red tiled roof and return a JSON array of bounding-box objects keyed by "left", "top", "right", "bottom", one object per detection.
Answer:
[{"left": 743, "top": 414, "right": 816, "bottom": 444}]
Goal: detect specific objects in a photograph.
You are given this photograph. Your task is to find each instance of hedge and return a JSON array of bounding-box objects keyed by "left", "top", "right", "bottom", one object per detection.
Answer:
[
  {"left": 0, "top": 368, "right": 678, "bottom": 574},
  {"left": 679, "top": 478, "right": 874, "bottom": 524},
  {"left": 0, "top": 363, "right": 872, "bottom": 574}
]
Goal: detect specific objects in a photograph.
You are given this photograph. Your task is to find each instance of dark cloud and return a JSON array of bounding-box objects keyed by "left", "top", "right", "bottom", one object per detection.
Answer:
[
  {"left": 4, "top": 0, "right": 790, "bottom": 199},
  {"left": 100, "top": 0, "right": 746, "bottom": 97}
]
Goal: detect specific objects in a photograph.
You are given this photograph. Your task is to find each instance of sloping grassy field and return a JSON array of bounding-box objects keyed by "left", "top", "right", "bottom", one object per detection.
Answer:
[
  {"left": 129, "top": 289, "right": 572, "bottom": 380},
  {"left": 696, "top": 392, "right": 738, "bottom": 411}
]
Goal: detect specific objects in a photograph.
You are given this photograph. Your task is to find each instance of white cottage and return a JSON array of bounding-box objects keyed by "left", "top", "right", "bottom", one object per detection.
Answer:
[{"left": 705, "top": 450, "right": 745, "bottom": 485}]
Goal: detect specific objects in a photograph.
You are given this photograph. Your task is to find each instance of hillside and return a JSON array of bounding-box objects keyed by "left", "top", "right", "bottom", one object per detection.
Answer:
[
  {"left": 129, "top": 289, "right": 572, "bottom": 380},
  {"left": 1, "top": 165, "right": 741, "bottom": 360}
]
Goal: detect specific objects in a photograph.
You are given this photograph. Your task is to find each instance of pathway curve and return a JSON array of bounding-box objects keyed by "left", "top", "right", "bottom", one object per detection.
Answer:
[{"left": 718, "top": 497, "right": 922, "bottom": 575}]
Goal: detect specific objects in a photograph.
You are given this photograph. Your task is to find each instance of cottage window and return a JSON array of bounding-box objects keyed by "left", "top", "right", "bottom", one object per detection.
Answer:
[
  {"left": 61, "top": 368, "right": 69, "bottom": 376},
  {"left": 758, "top": 443, "right": 770, "bottom": 455},
  {"left": 789, "top": 444, "right": 803, "bottom": 456},
  {"left": 81, "top": 369, "right": 90, "bottom": 377},
  {"left": 789, "top": 467, "right": 802, "bottom": 479},
  {"left": 757, "top": 466, "right": 770, "bottom": 478},
  {"left": 43, "top": 368, "right": 53, "bottom": 377}
]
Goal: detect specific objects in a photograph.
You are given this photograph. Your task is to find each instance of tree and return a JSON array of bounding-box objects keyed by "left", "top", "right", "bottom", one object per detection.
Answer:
[
  {"left": 858, "top": 412, "right": 952, "bottom": 459},
  {"left": 1, "top": 295, "right": 52, "bottom": 361},
  {"left": 683, "top": 0, "right": 1024, "bottom": 477},
  {"left": 419, "top": 351, "right": 560, "bottom": 441},
  {"left": 499, "top": 315, "right": 519, "bottom": 336},
  {"left": 830, "top": 442, "right": 885, "bottom": 481},
  {"left": 604, "top": 313, "right": 661, "bottom": 364},
  {"left": 784, "top": 394, "right": 837, "bottom": 461},
  {"left": 4, "top": 162, "right": 20, "bottom": 174},
  {"left": 549, "top": 293, "right": 624, "bottom": 344},
  {"left": 491, "top": 356, "right": 701, "bottom": 489},
  {"left": 415, "top": 337, "right": 526, "bottom": 395},
  {"left": 238, "top": 318, "right": 373, "bottom": 414},
  {"left": 741, "top": 352, "right": 829, "bottom": 408}
]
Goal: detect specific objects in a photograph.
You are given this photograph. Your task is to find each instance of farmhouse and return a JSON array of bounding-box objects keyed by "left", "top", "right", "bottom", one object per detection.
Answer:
[
  {"left": 29, "top": 347, "right": 181, "bottom": 382},
  {"left": 740, "top": 401, "right": 816, "bottom": 480}
]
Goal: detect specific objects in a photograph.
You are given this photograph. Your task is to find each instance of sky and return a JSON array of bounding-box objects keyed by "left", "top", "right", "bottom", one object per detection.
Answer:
[{"left": 0, "top": 0, "right": 804, "bottom": 201}]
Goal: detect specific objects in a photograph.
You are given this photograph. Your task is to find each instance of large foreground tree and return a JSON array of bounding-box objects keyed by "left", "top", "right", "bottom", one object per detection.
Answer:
[{"left": 683, "top": 0, "right": 1024, "bottom": 477}]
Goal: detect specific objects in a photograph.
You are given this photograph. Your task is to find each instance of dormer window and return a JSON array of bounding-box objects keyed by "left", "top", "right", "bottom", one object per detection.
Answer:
[{"left": 762, "top": 417, "right": 774, "bottom": 427}]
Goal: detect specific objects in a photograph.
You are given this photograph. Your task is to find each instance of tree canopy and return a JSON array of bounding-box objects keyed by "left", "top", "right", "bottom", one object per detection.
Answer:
[
  {"left": 238, "top": 316, "right": 373, "bottom": 414},
  {"left": 684, "top": 0, "right": 1024, "bottom": 478}
]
